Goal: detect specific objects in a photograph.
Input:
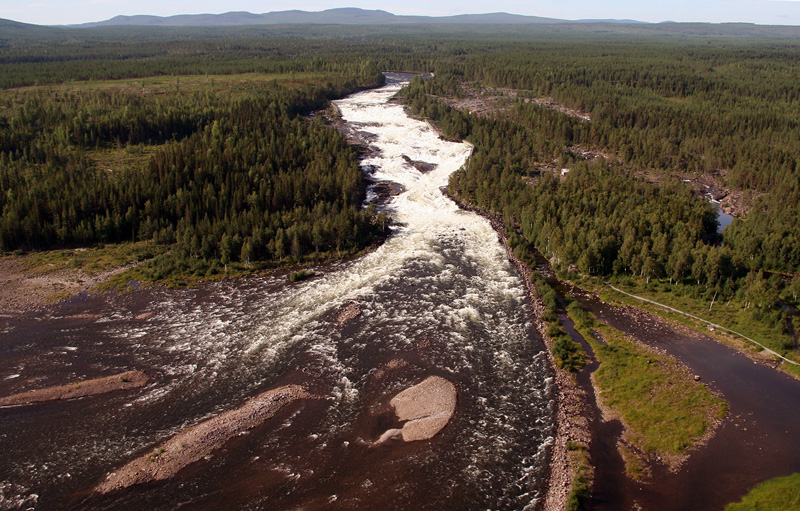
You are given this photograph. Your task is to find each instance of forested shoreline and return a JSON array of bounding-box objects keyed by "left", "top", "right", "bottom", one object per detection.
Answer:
[
  {"left": 0, "top": 38, "right": 388, "bottom": 278},
  {"left": 396, "top": 42, "right": 800, "bottom": 363}
]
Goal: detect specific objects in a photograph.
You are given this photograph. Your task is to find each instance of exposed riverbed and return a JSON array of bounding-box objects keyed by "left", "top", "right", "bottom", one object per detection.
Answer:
[{"left": 0, "top": 75, "right": 554, "bottom": 510}]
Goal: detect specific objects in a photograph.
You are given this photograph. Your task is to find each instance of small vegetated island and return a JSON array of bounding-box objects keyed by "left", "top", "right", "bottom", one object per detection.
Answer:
[{"left": 1, "top": 13, "right": 800, "bottom": 511}]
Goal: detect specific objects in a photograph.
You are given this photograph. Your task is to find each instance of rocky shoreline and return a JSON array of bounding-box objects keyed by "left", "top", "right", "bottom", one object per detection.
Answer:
[{"left": 444, "top": 190, "right": 591, "bottom": 511}]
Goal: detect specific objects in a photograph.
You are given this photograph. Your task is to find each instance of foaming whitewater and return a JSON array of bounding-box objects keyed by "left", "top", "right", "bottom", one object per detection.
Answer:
[{"left": 0, "top": 75, "right": 554, "bottom": 510}]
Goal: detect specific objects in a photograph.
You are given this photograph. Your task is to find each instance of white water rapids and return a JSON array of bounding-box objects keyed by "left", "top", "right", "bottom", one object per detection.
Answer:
[{"left": 0, "top": 76, "right": 554, "bottom": 510}]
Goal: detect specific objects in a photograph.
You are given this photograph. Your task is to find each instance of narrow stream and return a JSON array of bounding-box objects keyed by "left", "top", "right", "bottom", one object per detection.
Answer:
[{"left": 0, "top": 75, "right": 554, "bottom": 510}]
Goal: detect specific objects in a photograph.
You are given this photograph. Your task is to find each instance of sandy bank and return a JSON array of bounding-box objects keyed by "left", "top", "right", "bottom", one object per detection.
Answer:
[
  {"left": 0, "top": 370, "right": 149, "bottom": 407},
  {"left": 96, "top": 384, "right": 313, "bottom": 494}
]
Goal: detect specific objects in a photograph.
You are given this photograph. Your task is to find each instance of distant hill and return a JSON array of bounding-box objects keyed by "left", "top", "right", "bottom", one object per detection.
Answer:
[
  {"left": 0, "top": 17, "right": 68, "bottom": 40},
  {"left": 74, "top": 8, "right": 570, "bottom": 27}
]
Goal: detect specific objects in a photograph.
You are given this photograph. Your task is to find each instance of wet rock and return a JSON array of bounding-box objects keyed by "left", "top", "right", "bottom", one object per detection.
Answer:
[
  {"left": 401, "top": 154, "right": 437, "bottom": 173},
  {"left": 336, "top": 301, "right": 362, "bottom": 327},
  {"left": 375, "top": 428, "right": 403, "bottom": 444},
  {"left": 370, "top": 181, "right": 406, "bottom": 207},
  {"left": 371, "top": 359, "right": 409, "bottom": 381}
]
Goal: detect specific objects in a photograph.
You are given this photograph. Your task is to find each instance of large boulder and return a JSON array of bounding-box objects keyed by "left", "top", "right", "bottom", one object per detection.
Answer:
[{"left": 385, "top": 376, "right": 457, "bottom": 442}]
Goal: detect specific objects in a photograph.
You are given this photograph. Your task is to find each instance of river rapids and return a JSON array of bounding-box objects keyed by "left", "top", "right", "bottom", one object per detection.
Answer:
[{"left": 0, "top": 75, "right": 554, "bottom": 510}]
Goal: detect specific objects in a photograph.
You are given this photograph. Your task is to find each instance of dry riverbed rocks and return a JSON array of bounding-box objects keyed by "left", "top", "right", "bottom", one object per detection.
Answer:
[{"left": 375, "top": 376, "right": 457, "bottom": 445}]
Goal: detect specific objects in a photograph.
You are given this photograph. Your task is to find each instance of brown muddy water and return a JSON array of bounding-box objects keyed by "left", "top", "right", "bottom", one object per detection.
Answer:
[{"left": 0, "top": 76, "right": 554, "bottom": 510}]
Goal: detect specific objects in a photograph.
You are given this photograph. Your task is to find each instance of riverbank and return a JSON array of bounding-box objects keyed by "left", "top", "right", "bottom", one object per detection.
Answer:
[
  {"left": 444, "top": 191, "right": 589, "bottom": 511},
  {"left": 1, "top": 76, "right": 556, "bottom": 511},
  {"left": 0, "top": 247, "right": 148, "bottom": 316},
  {"left": 442, "top": 188, "right": 794, "bottom": 511}
]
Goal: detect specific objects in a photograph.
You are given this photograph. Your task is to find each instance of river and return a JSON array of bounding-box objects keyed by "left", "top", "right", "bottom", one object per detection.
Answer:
[{"left": 0, "top": 75, "right": 554, "bottom": 510}]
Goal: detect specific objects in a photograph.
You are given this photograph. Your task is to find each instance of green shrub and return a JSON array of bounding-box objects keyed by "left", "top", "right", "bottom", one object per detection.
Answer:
[
  {"left": 551, "top": 336, "right": 586, "bottom": 372},
  {"left": 566, "top": 442, "right": 592, "bottom": 511},
  {"left": 567, "top": 302, "right": 594, "bottom": 329},
  {"left": 542, "top": 310, "right": 558, "bottom": 323},
  {"left": 289, "top": 269, "right": 314, "bottom": 283},
  {"left": 547, "top": 322, "right": 566, "bottom": 338}
]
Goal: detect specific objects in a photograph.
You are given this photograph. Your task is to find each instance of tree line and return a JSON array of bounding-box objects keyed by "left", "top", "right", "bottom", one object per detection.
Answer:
[
  {"left": 0, "top": 57, "right": 387, "bottom": 277},
  {"left": 401, "top": 67, "right": 799, "bottom": 344}
]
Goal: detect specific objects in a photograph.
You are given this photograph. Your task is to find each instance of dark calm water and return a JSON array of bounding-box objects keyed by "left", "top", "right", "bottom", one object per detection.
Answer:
[{"left": 0, "top": 76, "right": 554, "bottom": 511}]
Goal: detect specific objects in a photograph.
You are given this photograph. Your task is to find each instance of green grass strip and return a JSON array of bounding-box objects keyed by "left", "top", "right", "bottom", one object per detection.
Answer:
[
  {"left": 726, "top": 473, "right": 800, "bottom": 511},
  {"left": 605, "top": 283, "right": 799, "bottom": 367}
]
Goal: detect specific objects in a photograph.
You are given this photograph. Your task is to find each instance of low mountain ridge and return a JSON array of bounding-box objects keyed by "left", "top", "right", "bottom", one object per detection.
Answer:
[{"left": 74, "top": 8, "right": 569, "bottom": 27}]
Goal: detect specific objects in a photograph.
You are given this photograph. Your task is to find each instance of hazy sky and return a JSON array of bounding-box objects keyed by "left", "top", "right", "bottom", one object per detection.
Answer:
[{"left": 3, "top": 0, "right": 800, "bottom": 26}]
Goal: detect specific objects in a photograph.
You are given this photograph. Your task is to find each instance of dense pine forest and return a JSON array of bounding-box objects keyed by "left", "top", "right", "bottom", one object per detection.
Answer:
[
  {"left": 0, "top": 30, "right": 389, "bottom": 278},
  {"left": 0, "top": 22, "right": 798, "bottom": 351},
  {"left": 396, "top": 37, "right": 800, "bottom": 358}
]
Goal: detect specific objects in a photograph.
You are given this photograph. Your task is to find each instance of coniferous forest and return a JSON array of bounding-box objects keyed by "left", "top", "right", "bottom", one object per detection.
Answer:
[
  {"left": 0, "top": 22, "right": 799, "bottom": 348},
  {"left": 0, "top": 30, "right": 390, "bottom": 278}
]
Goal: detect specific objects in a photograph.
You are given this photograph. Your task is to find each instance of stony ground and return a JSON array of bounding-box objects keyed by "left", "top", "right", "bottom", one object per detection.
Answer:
[{"left": 0, "top": 255, "right": 137, "bottom": 317}]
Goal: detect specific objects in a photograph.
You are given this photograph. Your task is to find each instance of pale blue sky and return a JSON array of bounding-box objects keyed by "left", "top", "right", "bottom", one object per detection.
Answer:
[{"left": 3, "top": 0, "right": 800, "bottom": 26}]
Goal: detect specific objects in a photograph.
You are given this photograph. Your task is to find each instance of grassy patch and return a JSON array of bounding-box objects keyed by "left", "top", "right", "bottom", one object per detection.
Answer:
[
  {"left": 594, "top": 331, "right": 727, "bottom": 455},
  {"left": 87, "top": 144, "right": 160, "bottom": 175},
  {"left": 618, "top": 444, "right": 648, "bottom": 480},
  {"left": 567, "top": 301, "right": 728, "bottom": 475},
  {"left": 19, "top": 241, "right": 164, "bottom": 276},
  {"left": 531, "top": 273, "right": 587, "bottom": 372},
  {"left": 726, "top": 473, "right": 800, "bottom": 511},
  {"left": 571, "top": 273, "right": 800, "bottom": 377},
  {"left": 566, "top": 441, "right": 593, "bottom": 511}
]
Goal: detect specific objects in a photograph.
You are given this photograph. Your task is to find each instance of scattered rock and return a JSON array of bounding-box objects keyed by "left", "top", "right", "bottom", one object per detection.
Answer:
[
  {"left": 371, "top": 359, "right": 409, "bottom": 381},
  {"left": 370, "top": 181, "right": 406, "bottom": 207},
  {"left": 336, "top": 301, "right": 362, "bottom": 327},
  {"left": 0, "top": 370, "right": 149, "bottom": 407}
]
